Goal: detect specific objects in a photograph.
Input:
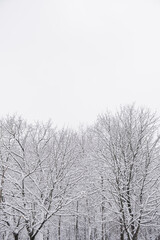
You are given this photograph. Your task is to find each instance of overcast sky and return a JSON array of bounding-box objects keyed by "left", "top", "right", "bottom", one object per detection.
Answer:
[{"left": 0, "top": 0, "right": 160, "bottom": 128}]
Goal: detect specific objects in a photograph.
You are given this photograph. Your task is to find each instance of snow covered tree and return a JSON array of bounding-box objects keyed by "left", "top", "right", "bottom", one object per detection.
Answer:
[
  {"left": 1, "top": 105, "right": 160, "bottom": 240},
  {"left": 0, "top": 117, "right": 82, "bottom": 240},
  {"left": 93, "top": 105, "right": 160, "bottom": 240}
]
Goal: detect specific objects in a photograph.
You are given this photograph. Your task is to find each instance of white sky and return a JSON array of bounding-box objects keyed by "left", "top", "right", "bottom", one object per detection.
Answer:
[{"left": 0, "top": 0, "right": 160, "bottom": 128}]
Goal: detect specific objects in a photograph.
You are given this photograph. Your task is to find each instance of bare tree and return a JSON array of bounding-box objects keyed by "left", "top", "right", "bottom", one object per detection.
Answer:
[
  {"left": 0, "top": 117, "right": 82, "bottom": 240},
  {"left": 93, "top": 105, "right": 160, "bottom": 240},
  {"left": 1, "top": 106, "right": 160, "bottom": 240}
]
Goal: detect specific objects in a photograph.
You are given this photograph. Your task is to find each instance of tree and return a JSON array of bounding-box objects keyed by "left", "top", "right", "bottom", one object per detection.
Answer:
[
  {"left": 93, "top": 105, "right": 160, "bottom": 240},
  {"left": 1, "top": 106, "right": 160, "bottom": 240},
  {"left": 0, "top": 116, "right": 82, "bottom": 240}
]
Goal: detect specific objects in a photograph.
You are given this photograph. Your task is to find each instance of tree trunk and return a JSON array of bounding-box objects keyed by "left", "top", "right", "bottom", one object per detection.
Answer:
[
  {"left": 28, "top": 233, "right": 36, "bottom": 240},
  {"left": 46, "top": 229, "right": 49, "bottom": 240},
  {"left": 58, "top": 215, "right": 61, "bottom": 240},
  {"left": 132, "top": 229, "right": 139, "bottom": 240},
  {"left": 101, "top": 176, "right": 105, "bottom": 240},
  {"left": 29, "top": 236, "right": 35, "bottom": 240},
  {"left": 13, "top": 233, "right": 19, "bottom": 240},
  {"left": 94, "top": 227, "right": 97, "bottom": 240},
  {"left": 120, "top": 231, "right": 124, "bottom": 240},
  {"left": 120, "top": 218, "right": 124, "bottom": 240},
  {"left": 75, "top": 201, "right": 79, "bottom": 240},
  {"left": 84, "top": 216, "right": 87, "bottom": 240}
]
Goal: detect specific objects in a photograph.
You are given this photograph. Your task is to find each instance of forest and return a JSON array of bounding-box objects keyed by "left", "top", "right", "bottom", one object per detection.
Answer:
[{"left": 1, "top": 105, "right": 160, "bottom": 240}]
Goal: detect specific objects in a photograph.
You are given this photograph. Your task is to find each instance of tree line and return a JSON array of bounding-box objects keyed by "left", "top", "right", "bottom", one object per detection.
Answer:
[{"left": 1, "top": 105, "right": 160, "bottom": 240}]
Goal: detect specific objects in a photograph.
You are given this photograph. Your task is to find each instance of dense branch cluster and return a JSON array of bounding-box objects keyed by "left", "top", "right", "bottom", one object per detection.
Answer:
[{"left": 1, "top": 105, "right": 160, "bottom": 240}]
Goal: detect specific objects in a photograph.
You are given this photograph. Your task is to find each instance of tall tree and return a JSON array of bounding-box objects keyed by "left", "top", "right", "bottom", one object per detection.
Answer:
[{"left": 93, "top": 105, "right": 160, "bottom": 240}]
